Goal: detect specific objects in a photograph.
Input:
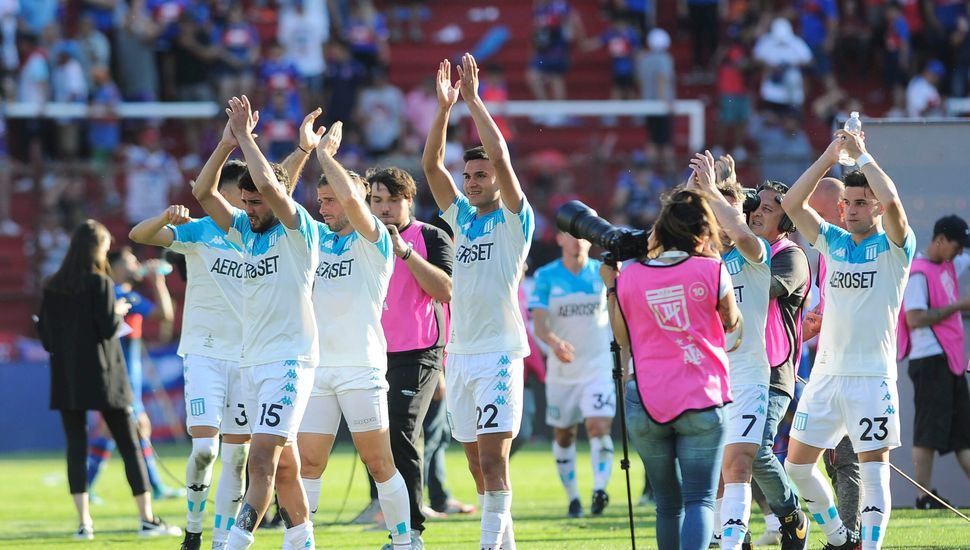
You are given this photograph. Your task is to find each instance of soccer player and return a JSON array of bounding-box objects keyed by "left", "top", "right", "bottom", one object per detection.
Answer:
[
  {"left": 366, "top": 166, "right": 455, "bottom": 543},
  {"left": 295, "top": 123, "right": 412, "bottom": 550},
  {"left": 781, "top": 131, "right": 915, "bottom": 550},
  {"left": 193, "top": 96, "right": 319, "bottom": 550},
  {"left": 747, "top": 180, "right": 812, "bottom": 548},
  {"left": 422, "top": 54, "right": 535, "bottom": 550},
  {"left": 688, "top": 151, "right": 771, "bottom": 550},
  {"left": 529, "top": 233, "right": 615, "bottom": 519},
  {"left": 898, "top": 215, "right": 970, "bottom": 508}
]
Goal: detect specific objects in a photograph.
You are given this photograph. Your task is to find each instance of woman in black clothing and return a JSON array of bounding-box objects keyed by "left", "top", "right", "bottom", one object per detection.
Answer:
[{"left": 37, "top": 219, "right": 180, "bottom": 540}]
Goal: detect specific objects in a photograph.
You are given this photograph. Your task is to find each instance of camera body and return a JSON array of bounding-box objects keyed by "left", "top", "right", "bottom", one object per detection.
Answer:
[{"left": 556, "top": 201, "right": 648, "bottom": 263}]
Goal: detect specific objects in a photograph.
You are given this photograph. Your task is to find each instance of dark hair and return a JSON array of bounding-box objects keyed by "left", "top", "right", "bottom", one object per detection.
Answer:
[
  {"left": 107, "top": 246, "right": 132, "bottom": 268},
  {"left": 716, "top": 179, "right": 744, "bottom": 202},
  {"left": 318, "top": 170, "right": 370, "bottom": 195},
  {"left": 463, "top": 146, "right": 489, "bottom": 163},
  {"left": 45, "top": 220, "right": 112, "bottom": 293},
  {"left": 219, "top": 159, "right": 248, "bottom": 190},
  {"left": 648, "top": 189, "right": 722, "bottom": 258},
  {"left": 366, "top": 166, "right": 417, "bottom": 200},
  {"left": 843, "top": 170, "right": 870, "bottom": 190},
  {"left": 238, "top": 163, "right": 290, "bottom": 193},
  {"left": 758, "top": 180, "right": 790, "bottom": 197}
]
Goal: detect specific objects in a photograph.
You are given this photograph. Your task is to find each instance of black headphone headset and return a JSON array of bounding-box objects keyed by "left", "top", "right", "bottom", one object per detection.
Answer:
[{"left": 756, "top": 181, "right": 795, "bottom": 234}]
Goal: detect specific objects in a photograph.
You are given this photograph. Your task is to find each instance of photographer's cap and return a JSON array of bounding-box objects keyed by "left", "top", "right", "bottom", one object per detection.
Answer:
[{"left": 933, "top": 215, "right": 970, "bottom": 248}]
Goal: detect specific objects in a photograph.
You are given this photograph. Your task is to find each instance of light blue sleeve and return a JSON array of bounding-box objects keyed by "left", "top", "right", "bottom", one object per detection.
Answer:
[
  {"left": 286, "top": 203, "right": 318, "bottom": 252},
  {"left": 757, "top": 237, "right": 771, "bottom": 267},
  {"left": 529, "top": 268, "right": 552, "bottom": 310},
  {"left": 814, "top": 221, "right": 842, "bottom": 255},
  {"left": 367, "top": 216, "right": 392, "bottom": 260},
  {"left": 230, "top": 207, "right": 249, "bottom": 237},
  {"left": 898, "top": 227, "right": 917, "bottom": 263},
  {"left": 440, "top": 194, "right": 476, "bottom": 233},
  {"left": 516, "top": 197, "right": 536, "bottom": 242}
]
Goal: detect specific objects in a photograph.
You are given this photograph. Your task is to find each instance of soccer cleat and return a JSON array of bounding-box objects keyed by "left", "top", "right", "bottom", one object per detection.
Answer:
[
  {"left": 379, "top": 529, "right": 424, "bottom": 550},
  {"left": 778, "top": 509, "right": 809, "bottom": 550},
  {"left": 821, "top": 530, "right": 861, "bottom": 550},
  {"left": 591, "top": 490, "right": 610, "bottom": 515},
  {"left": 350, "top": 499, "right": 382, "bottom": 525},
  {"left": 567, "top": 498, "right": 584, "bottom": 518},
  {"left": 73, "top": 523, "right": 94, "bottom": 540},
  {"left": 139, "top": 516, "right": 182, "bottom": 537},
  {"left": 180, "top": 530, "right": 202, "bottom": 550},
  {"left": 753, "top": 527, "right": 782, "bottom": 546},
  {"left": 916, "top": 489, "right": 950, "bottom": 510},
  {"left": 709, "top": 532, "right": 721, "bottom": 548},
  {"left": 742, "top": 529, "right": 753, "bottom": 550}
]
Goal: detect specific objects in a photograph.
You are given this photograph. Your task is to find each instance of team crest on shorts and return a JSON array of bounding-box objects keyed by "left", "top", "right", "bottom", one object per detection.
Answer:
[
  {"left": 548, "top": 406, "right": 560, "bottom": 419},
  {"left": 793, "top": 412, "right": 808, "bottom": 431},
  {"left": 190, "top": 398, "right": 205, "bottom": 417}
]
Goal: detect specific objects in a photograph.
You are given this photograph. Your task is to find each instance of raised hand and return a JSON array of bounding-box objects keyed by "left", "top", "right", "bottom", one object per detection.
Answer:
[
  {"left": 553, "top": 340, "right": 576, "bottom": 363},
  {"left": 836, "top": 129, "right": 867, "bottom": 161},
  {"left": 317, "top": 120, "right": 343, "bottom": 158},
  {"left": 436, "top": 59, "right": 460, "bottom": 108},
  {"left": 386, "top": 224, "right": 409, "bottom": 258},
  {"left": 821, "top": 133, "right": 846, "bottom": 165},
  {"left": 165, "top": 205, "right": 191, "bottom": 226},
  {"left": 299, "top": 107, "right": 326, "bottom": 152},
  {"left": 456, "top": 52, "right": 480, "bottom": 102},
  {"left": 689, "top": 150, "right": 718, "bottom": 193},
  {"left": 715, "top": 154, "right": 737, "bottom": 187},
  {"left": 226, "top": 95, "right": 258, "bottom": 140}
]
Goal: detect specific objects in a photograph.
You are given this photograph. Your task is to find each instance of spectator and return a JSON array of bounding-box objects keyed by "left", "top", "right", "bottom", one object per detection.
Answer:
[
  {"left": 636, "top": 28, "right": 676, "bottom": 172},
  {"left": 611, "top": 155, "right": 666, "bottom": 229},
  {"left": 796, "top": 0, "right": 838, "bottom": 82},
  {"left": 526, "top": 0, "right": 584, "bottom": 109},
  {"left": 883, "top": 2, "right": 912, "bottom": 108},
  {"left": 679, "top": 0, "right": 721, "bottom": 74},
  {"left": 51, "top": 42, "right": 88, "bottom": 159},
  {"left": 1, "top": 1, "right": 19, "bottom": 81},
  {"left": 404, "top": 76, "right": 438, "bottom": 144},
  {"left": 171, "top": 12, "right": 215, "bottom": 102},
  {"left": 715, "top": 30, "right": 752, "bottom": 158},
  {"left": 906, "top": 59, "right": 946, "bottom": 117},
  {"left": 759, "top": 113, "right": 813, "bottom": 185},
  {"left": 752, "top": 18, "right": 813, "bottom": 116},
  {"left": 259, "top": 40, "right": 301, "bottom": 109},
  {"left": 323, "top": 40, "right": 368, "bottom": 127},
  {"left": 19, "top": 0, "right": 58, "bottom": 35},
  {"left": 79, "top": 0, "right": 122, "bottom": 35},
  {"left": 388, "top": 0, "right": 426, "bottom": 43},
  {"left": 583, "top": 14, "right": 641, "bottom": 101},
  {"left": 32, "top": 210, "right": 71, "bottom": 281},
  {"left": 342, "top": 0, "right": 389, "bottom": 76},
  {"left": 16, "top": 32, "right": 49, "bottom": 107},
  {"left": 115, "top": 0, "right": 161, "bottom": 101},
  {"left": 0, "top": 113, "right": 17, "bottom": 236},
  {"left": 214, "top": 3, "right": 260, "bottom": 103},
  {"left": 122, "top": 127, "right": 182, "bottom": 228},
  {"left": 278, "top": 0, "right": 329, "bottom": 103},
  {"left": 952, "top": 6, "right": 970, "bottom": 97},
  {"left": 75, "top": 15, "right": 111, "bottom": 91},
  {"left": 87, "top": 65, "right": 123, "bottom": 207},
  {"left": 260, "top": 89, "right": 302, "bottom": 162},
  {"left": 467, "top": 64, "right": 515, "bottom": 146},
  {"left": 356, "top": 65, "right": 405, "bottom": 157}
]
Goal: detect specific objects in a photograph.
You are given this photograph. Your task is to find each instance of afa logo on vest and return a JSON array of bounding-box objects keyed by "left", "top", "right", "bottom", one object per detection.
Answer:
[{"left": 646, "top": 285, "right": 690, "bottom": 332}]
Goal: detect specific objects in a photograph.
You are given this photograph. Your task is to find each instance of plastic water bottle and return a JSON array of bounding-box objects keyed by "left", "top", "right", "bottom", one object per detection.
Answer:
[
  {"left": 839, "top": 111, "right": 861, "bottom": 166},
  {"left": 138, "top": 260, "right": 173, "bottom": 277}
]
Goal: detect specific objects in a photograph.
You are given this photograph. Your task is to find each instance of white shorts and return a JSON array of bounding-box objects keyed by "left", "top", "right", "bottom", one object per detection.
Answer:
[
  {"left": 240, "top": 360, "right": 314, "bottom": 440},
  {"left": 445, "top": 352, "right": 524, "bottom": 443},
  {"left": 725, "top": 384, "right": 769, "bottom": 446},
  {"left": 545, "top": 375, "right": 616, "bottom": 429},
  {"left": 791, "top": 374, "right": 901, "bottom": 453},
  {"left": 183, "top": 354, "right": 250, "bottom": 436},
  {"left": 299, "top": 367, "right": 389, "bottom": 435}
]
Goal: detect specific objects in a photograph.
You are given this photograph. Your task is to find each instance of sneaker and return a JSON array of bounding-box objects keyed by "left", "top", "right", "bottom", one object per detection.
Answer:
[
  {"left": 152, "top": 485, "right": 186, "bottom": 500},
  {"left": 379, "top": 529, "right": 424, "bottom": 550},
  {"left": 88, "top": 492, "right": 105, "bottom": 506},
  {"left": 709, "top": 532, "right": 721, "bottom": 548},
  {"left": 778, "top": 509, "right": 809, "bottom": 550},
  {"left": 915, "top": 489, "right": 950, "bottom": 510},
  {"left": 443, "top": 498, "right": 475, "bottom": 515},
  {"left": 821, "top": 530, "right": 861, "bottom": 550},
  {"left": 211, "top": 542, "right": 227, "bottom": 550},
  {"left": 180, "top": 530, "right": 202, "bottom": 550},
  {"left": 350, "top": 499, "right": 382, "bottom": 525},
  {"left": 567, "top": 498, "right": 584, "bottom": 518},
  {"left": 139, "top": 516, "right": 182, "bottom": 537},
  {"left": 73, "top": 524, "right": 94, "bottom": 540},
  {"left": 591, "top": 490, "right": 610, "bottom": 515},
  {"left": 421, "top": 505, "right": 448, "bottom": 520},
  {"left": 753, "top": 528, "right": 782, "bottom": 546}
]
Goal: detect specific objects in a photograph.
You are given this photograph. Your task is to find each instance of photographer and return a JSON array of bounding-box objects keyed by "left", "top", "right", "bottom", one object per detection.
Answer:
[
  {"left": 37, "top": 220, "right": 180, "bottom": 540},
  {"left": 600, "top": 189, "right": 740, "bottom": 550}
]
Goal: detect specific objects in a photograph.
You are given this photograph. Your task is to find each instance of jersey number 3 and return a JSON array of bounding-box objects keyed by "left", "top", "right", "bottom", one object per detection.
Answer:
[{"left": 859, "top": 417, "right": 889, "bottom": 441}]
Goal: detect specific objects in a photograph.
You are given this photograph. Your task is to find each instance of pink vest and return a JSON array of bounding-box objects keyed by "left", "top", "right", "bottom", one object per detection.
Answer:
[
  {"left": 381, "top": 221, "right": 444, "bottom": 353},
  {"left": 617, "top": 256, "right": 732, "bottom": 424},
  {"left": 896, "top": 258, "right": 967, "bottom": 376},
  {"left": 765, "top": 239, "right": 809, "bottom": 369}
]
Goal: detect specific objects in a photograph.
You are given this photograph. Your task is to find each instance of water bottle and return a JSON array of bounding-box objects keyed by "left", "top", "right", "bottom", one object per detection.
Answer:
[
  {"left": 137, "top": 260, "right": 173, "bottom": 277},
  {"left": 839, "top": 111, "right": 861, "bottom": 166}
]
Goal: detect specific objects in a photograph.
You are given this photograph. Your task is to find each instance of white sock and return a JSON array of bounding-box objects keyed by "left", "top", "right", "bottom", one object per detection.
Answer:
[
  {"left": 185, "top": 436, "right": 218, "bottom": 533},
  {"left": 479, "top": 493, "right": 485, "bottom": 510},
  {"left": 302, "top": 477, "right": 322, "bottom": 522},
  {"left": 226, "top": 525, "right": 255, "bottom": 550},
  {"left": 785, "top": 461, "right": 847, "bottom": 545},
  {"left": 860, "top": 462, "right": 891, "bottom": 550},
  {"left": 281, "top": 521, "right": 314, "bottom": 550},
  {"left": 719, "top": 483, "right": 751, "bottom": 550},
  {"left": 502, "top": 517, "right": 517, "bottom": 550},
  {"left": 481, "top": 490, "right": 512, "bottom": 549},
  {"left": 375, "top": 471, "right": 411, "bottom": 547},
  {"left": 765, "top": 512, "right": 781, "bottom": 532},
  {"left": 553, "top": 442, "right": 579, "bottom": 501},
  {"left": 589, "top": 435, "right": 614, "bottom": 491},
  {"left": 714, "top": 498, "right": 723, "bottom": 537},
  {"left": 213, "top": 442, "right": 249, "bottom": 546}
]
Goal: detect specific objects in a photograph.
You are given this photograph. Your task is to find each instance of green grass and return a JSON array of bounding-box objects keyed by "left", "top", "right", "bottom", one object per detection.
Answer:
[{"left": 0, "top": 442, "right": 966, "bottom": 548}]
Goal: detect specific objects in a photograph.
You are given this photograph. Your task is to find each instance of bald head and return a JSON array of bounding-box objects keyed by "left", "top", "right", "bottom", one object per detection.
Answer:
[{"left": 809, "top": 177, "right": 845, "bottom": 228}]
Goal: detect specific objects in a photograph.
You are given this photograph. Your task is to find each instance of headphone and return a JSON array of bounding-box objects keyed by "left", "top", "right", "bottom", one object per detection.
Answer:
[{"left": 756, "top": 181, "right": 795, "bottom": 234}]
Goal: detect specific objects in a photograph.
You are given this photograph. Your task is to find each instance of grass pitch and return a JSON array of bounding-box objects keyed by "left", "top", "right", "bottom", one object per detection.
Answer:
[{"left": 0, "top": 442, "right": 966, "bottom": 548}]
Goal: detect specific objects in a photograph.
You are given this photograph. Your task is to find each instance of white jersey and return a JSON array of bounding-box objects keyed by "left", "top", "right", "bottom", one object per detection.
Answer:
[
  {"left": 441, "top": 195, "right": 535, "bottom": 357},
  {"left": 166, "top": 217, "right": 243, "bottom": 360},
  {"left": 227, "top": 205, "right": 320, "bottom": 367},
  {"left": 722, "top": 238, "right": 771, "bottom": 386},
  {"left": 814, "top": 221, "right": 916, "bottom": 379},
  {"left": 529, "top": 258, "right": 611, "bottom": 383},
  {"left": 312, "top": 217, "right": 393, "bottom": 369}
]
